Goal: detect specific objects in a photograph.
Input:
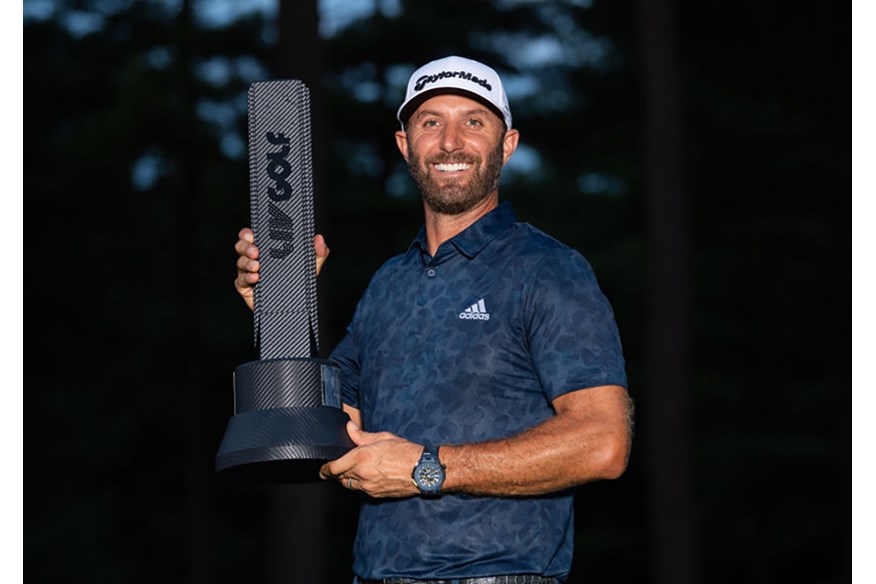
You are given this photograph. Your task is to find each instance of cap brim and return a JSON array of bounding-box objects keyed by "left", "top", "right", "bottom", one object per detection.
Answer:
[{"left": 398, "top": 87, "right": 507, "bottom": 128}]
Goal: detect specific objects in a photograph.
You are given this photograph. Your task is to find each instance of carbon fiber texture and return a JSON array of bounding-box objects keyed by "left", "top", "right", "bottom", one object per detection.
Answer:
[
  {"left": 215, "top": 457, "right": 339, "bottom": 484},
  {"left": 217, "top": 407, "right": 352, "bottom": 452},
  {"left": 216, "top": 80, "right": 351, "bottom": 483},
  {"left": 234, "top": 359, "right": 327, "bottom": 411},
  {"left": 248, "top": 80, "right": 318, "bottom": 360},
  {"left": 215, "top": 407, "right": 354, "bottom": 476}
]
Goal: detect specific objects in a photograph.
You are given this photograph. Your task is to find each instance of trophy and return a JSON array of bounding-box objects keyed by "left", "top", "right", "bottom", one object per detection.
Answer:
[{"left": 215, "top": 80, "right": 354, "bottom": 483}]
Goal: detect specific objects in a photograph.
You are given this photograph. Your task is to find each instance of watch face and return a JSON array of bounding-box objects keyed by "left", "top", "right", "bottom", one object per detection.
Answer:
[{"left": 414, "top": 463, "right": 443, "bottom": 488}]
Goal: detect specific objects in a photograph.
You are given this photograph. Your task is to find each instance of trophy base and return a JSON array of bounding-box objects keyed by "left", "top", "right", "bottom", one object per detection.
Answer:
[
  {"left": 217, "top": 450, "right": 351, "bottom": 484},
  {"left": 215, "top": 405, "right": 354, "bottom": 484}
]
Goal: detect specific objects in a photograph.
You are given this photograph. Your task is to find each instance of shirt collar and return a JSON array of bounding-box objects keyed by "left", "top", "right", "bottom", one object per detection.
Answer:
[{"left": 409, "top": 202, "right": 517, "bottom": 259}]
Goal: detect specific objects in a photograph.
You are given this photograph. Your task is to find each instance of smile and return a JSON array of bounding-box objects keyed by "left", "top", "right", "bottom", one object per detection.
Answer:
[{"left": 434, "top": 162, "right": 472, "bottom": 172}]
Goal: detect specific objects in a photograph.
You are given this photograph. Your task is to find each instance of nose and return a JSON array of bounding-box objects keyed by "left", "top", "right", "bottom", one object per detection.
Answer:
[{"left": 440, "top": 123, "right": 463, "bottom": 153}]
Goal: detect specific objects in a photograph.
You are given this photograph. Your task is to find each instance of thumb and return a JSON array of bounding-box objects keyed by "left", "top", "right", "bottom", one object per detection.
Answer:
[
  {"left": 314, "top": 234, "right": 330, "bottom": 276},
  {"left": 347, "top": 421, "right": 380, "bottom": 446}
]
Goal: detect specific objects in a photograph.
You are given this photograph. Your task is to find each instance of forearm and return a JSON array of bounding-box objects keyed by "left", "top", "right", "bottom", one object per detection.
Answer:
[
  {"left": 441, "top": 385, "right": 632, "bottom": 496},
  {"left": 321, "top": 386, "right": 632, "bottom": 499}
]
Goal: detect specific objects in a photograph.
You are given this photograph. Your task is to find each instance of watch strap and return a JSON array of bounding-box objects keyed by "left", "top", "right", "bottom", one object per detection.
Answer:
[
  {"left": 420, "top": 442, "right": 439, "bottom": 463},
  {"left": 413, "top": 442, "right": 445, "bottom": 496}
]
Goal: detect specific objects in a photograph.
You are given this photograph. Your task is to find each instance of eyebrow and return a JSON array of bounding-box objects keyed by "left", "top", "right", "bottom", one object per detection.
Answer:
[{"left": 413, "top": 107, "right": 492, "bottom": 121}]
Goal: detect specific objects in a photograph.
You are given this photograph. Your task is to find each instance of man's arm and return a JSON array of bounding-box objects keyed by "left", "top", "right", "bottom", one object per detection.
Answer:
[
  {"left": 320, "top": 384, "right": 632, "bottom": 498},
  {"left": 442, "top": 385, "right": 631, "bottom": 495}
]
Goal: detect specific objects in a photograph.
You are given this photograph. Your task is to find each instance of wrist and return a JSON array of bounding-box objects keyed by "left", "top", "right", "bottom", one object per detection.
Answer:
[
  {"left": 411, "top": 442, "right": 446, "bottom": 497},
  {"left": 435, "top": 444, "right": 460, "bottom": 492}
]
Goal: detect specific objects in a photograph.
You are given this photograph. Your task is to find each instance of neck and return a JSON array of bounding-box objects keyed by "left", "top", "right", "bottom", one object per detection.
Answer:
[{"left": 423, "top": 192, "right": 499, "bottom": 256}]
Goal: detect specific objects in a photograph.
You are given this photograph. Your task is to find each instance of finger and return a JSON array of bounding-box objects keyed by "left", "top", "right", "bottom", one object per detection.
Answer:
[
  {"left": 319, "top": 462, "right": 333, "bottom": 480},
  {"left": 238, "top": 227, "right": 254, "bottom": 243},
  {"left": 234, "top": 272, "right": 259, "bottom": 292},
  {"left": 314, "top": 234, "right": 330, "bottom": 276},
  {"left": 234, "top": 271, "right": 259, "bottom": 290},
  {"left": 236, "top": 255, "right": 260, "bottom": 274},
  {"left": 314, "top": 234, "right": 330, "bottom": 258},
  {"left": 320, "top": 452, "right": 356, "bottom": 479},
  {"left": 235, "top": 239, "right": 260, "bottom": 259}
]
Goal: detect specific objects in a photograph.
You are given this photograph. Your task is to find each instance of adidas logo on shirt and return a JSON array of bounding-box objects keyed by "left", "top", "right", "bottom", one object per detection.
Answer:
[{"left": 459, "top": 298, "right": 491, "bottom": 321}]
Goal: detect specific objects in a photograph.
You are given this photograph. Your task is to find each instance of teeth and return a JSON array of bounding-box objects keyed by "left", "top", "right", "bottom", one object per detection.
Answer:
[{"left": 435, "top": 163, "right": 470, "bottom": 172}]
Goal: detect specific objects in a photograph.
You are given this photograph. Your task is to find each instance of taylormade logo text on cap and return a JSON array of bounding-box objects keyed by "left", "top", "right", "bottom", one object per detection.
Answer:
[
  {"left": 414, "top": 70, "right": 492, "bottom": 92},
  {"left": 397, "top": 56, "right": 512, "bottom": 130}
]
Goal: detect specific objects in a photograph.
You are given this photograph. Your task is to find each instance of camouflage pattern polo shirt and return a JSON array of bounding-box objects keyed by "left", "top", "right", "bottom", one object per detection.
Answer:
[{"left": 329, "top": 202, "right": 627, "bottom": 581}]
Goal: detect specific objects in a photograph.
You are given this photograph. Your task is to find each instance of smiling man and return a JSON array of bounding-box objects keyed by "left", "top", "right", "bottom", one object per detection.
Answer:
[
  {"left": 234, "top": 56, "right": 632, "bottom": 584},
  {"left": 399, "top": 92, "right": 514, "bottom": 221}
]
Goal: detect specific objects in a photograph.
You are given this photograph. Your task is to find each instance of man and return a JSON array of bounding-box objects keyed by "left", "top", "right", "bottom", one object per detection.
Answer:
[{"left": 234, "top": 56, "right": 631, "bottom": 584}]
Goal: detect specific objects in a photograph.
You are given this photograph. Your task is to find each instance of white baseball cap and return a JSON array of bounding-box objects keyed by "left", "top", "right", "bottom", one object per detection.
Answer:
[{"left": 397, "top": 55, "right": 513, "bottom": 130}]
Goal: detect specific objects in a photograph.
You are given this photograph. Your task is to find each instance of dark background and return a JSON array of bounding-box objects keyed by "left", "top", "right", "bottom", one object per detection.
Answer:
[{"left": 25, "top": 1, "right": 848, "bottom": 583}]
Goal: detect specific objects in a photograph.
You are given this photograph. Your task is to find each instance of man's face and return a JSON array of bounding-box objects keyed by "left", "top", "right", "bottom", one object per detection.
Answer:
[{"left": 396, "top": 94, "right": 518, "bottom": 216}]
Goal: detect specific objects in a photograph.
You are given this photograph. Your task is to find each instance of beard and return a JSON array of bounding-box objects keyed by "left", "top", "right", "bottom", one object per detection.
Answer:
[{"left": 406, "top": 138, "right": 505, "bottom": 216}]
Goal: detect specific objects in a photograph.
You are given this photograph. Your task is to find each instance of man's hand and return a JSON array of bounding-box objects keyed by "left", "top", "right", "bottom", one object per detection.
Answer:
[
  {"left": 319, "top": 422, "right": 423, "bottom": 498},
  {"left": 234, "top": 227, "right": 330, "bottom": 311}
]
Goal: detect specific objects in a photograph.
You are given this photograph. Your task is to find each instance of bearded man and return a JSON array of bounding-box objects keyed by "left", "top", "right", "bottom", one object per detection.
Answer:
[{"left": 234, "top": 56, "right": 632, "bottom": 584}]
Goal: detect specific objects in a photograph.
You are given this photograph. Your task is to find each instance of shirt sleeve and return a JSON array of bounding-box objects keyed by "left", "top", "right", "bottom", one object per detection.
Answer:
[
  {"left": 523, "top": 247, "right": 628, "bottom": 401},
  {"left": 327, "top": 259, "right": 396, "bottom": 410},
  {"left": 329, "top": 331, "right": 361, "bottom": 409}
]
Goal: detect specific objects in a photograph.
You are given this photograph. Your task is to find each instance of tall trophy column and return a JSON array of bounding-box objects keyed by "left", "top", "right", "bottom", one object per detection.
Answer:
[{"left": 215, "top": 80, "right": 353, "bottom": 483}]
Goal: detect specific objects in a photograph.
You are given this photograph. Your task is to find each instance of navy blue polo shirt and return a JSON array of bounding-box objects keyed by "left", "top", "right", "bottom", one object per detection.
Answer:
[{"left": 329, "top": 202, "right": 627, "bottom": 581}]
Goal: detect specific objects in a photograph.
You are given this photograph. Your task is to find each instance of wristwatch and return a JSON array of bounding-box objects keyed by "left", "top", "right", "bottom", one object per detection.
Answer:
[{"left": 412, "top": 442, "right": 445, "bottom": 497}]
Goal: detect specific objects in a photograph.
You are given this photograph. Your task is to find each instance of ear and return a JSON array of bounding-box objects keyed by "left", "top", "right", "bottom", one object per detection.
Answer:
[
  {"left": 501, "top": 129, "right": 520, "bottom": 165},
  {"left": 395, "top": 130, "right": 409, "bottom": 161}
]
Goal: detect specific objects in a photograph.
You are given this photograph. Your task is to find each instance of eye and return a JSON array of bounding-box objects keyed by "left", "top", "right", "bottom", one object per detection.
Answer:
[
  {"left": 465, "top": 118, "right": 483, "bottom": 127},
  {"left": 422, "top": 118, "right": 440, "bottom": 128}
]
